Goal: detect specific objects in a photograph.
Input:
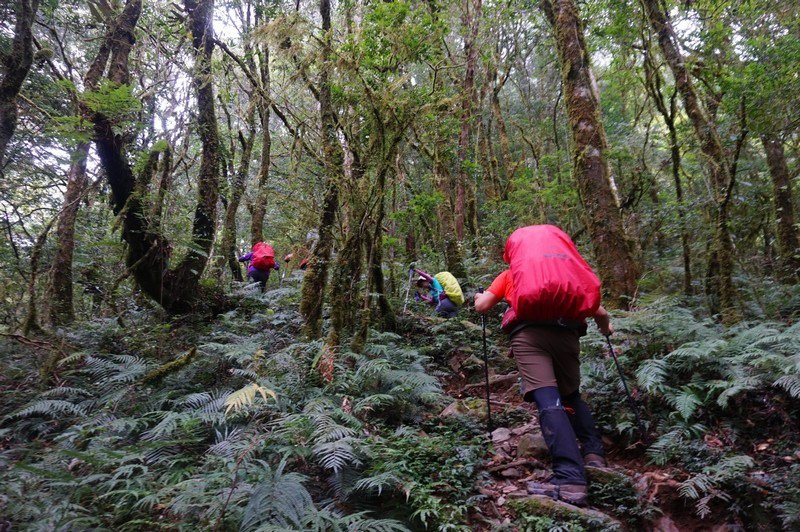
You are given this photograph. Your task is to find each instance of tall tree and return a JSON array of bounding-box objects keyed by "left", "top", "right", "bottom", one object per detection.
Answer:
[
  {"left": 761, "top": 134, "right": 800, "bottom": 280},
  {"left": 84, "top": 0, "right": 223, "bottom": 312},
  {"left": 43, "top": 4, "right": 116, "bottom": 326},
  {"left": 455, "top": 0, "right": 481, "bottom": 242},
  {"left": 44, "top": 143, "right": 91, "bottom": 325},
  {"left": 542, "top": 0, "right": 640, "bottom": 308},
  {"left": 642, "top": 45, "right": 692, "bottom": 295},
  {"left": 250, "top": 3, "right": 272, "bottom": 244},
  {"left": 0, "top": 0, "right": 40, "bottom": 170},
  {"left": 299, "top": 0, "right": 343, "bottom": 339},
  {"left": 642, "top": 0, "right": 739, "bottom": 323}
]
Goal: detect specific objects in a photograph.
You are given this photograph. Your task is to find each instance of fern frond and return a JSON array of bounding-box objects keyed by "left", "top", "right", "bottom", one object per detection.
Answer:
[
  {"left": 57, "top": 352, "right": 88, "bottom": 366},
  {"left": 774, "top": 375, "right": 800, "bottom": 398},
  {"left": 241, "top": 460, "right": 313, "bottom": 531},
  {"left": 8, "top": 400, "right": 87, "bottom": 420},
  {"left": 223, "top": 383, "right": 277, "bottom": 415},
  {"left": 312, "top": 438, "right": 362, "bottom": 473},
  {"left": 141, "top": 412, "right": 182, "bottom": 441},
  {"left": 39, "top": 387, "right": 94, "bottom": 399},
  {"left": 353, "top": 471, "right": 403, "bottom": 496},
  {"left": 636, "top": 359, "right": 668, "bottom": 392}
]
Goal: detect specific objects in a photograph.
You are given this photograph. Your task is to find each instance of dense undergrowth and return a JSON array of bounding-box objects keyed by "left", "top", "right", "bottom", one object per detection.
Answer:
[
  {"left": 583, "top": 299, "right": 800, "bottom": 528},
  {"left": 1, "top": 278, "right": 799, "bottom": 530}
]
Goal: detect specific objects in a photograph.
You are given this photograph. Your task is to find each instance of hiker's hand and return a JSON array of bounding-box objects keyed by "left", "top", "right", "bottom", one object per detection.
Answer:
[
  {"left": 593, "top": 306, "right": 613, "bottom": 336},
  {"left": 474, "top": 290, "right": 499, "bottom": 314}
]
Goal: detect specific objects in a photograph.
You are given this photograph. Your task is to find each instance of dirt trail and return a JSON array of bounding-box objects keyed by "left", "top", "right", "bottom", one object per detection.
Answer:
[{"left": 437, "top": 337, "right": 704, "bottom": 531}]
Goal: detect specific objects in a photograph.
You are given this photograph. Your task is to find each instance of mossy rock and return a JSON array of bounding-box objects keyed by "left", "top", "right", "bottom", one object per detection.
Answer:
[
  {"left": 439, "top": 398, "right": 489, "bottom": 421},
  {"left": 510, "top": 495, "right": 622, "bottom": 531},
  {"left": 587, "top": 466, "right": 651, "bottom": 524}
]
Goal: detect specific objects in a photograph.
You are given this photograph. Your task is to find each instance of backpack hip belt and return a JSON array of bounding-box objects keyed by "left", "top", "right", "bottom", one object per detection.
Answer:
[{"left": 508, "top": 318, "right": 587, "bottom": 337}]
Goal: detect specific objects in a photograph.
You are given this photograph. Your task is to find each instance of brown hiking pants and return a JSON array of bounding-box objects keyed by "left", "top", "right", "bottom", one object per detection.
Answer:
[{"left": 509, "top": 325, "right": 582, "bottom": 398}]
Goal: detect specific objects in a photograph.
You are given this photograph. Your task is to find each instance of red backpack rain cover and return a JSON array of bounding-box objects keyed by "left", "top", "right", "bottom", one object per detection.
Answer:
[
  {"left": 251, "top": 242, "right": 275, "bottom": 270},
  {"left": 501, "top": 225, "right": 601, "bottom": 330}
]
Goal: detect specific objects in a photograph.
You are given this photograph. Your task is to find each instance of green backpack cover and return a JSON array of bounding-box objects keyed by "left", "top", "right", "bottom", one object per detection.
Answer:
[{"left": 434, "top": 271, "right": 464, "bottom": 306}]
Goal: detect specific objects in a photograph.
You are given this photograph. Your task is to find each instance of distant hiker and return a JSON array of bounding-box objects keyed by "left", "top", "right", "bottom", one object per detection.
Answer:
[
  {"left": 414, "top": 268, "right": 464, "bottom": 318},
  {"left": 238, "top": 242, "right": 279, "bottom": 292},
  {"left": 474, "top": 225, "right": 613, "bottom": 507}
]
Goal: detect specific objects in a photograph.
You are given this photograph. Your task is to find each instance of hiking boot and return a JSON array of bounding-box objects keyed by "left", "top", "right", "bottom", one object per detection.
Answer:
[
  {"left": 584, "top": 453, "right": 607, "bottom": 468},
  {"left": 526, "top": 481, "right": 588, "bottom": 507}
]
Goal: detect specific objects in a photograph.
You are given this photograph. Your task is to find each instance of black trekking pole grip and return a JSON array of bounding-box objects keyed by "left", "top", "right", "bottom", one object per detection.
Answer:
[
  {"left": 478, "top": 288, "right": 493, "bottom": 436},
  {"left": 605, "top": 334, "right": 646, "bottom": 439}
]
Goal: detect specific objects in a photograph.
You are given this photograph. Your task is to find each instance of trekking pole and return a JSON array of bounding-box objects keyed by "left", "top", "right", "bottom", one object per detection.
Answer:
[
  {"left": 402, "top": 264, "right": 415, "bottom": 314},
  {"left": 605, "top": 334, "right": 646, "bottom": 438},
  {"left": 478, "top": 288, "right": 493, "bottom": 437},
  {"left": 481, "top": 313, "right": 493, "bottom": 437}
]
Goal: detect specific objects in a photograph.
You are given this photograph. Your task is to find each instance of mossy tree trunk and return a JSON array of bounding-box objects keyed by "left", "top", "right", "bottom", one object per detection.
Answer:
[
  {"left": 642, "top": 0, "right": 738, "bottom": 323},
  {"left": 250, "top": 29, "right": 271, "bottom": 244},
  {"left": 542, "top": 0, "right": 640, "bottom": 309},
  {"left": 455, "top": 0, "right": 481, "bottom": 242},
  {"left": 642, "top": 47, "right": 692, "bottom": 295},
  {"left": 325, "top": 163, "right": 367, "bottom": 350},
  {"left": 299, "top": 0, "right": 342, "bottom": 339},
  {"left": 44, "top": 143, "right": 90, "bottom": 326},
  {"left": 761, "top": 134, "right": 800, "bottom": 281},
  {"left": 437, "top": 156, "right": 466, "bottom": 278},
  {"left": 220, "top": 108, "right": 256, "bottom": 282},
  {"left": 22, "top": 217, "right": 56, "bottom": 335},
  {"left": 0, "top": 0, "right": 40, "bottom": 171},
  {"left": 85, "top": 0, "right": 224, "bottom": 313}
]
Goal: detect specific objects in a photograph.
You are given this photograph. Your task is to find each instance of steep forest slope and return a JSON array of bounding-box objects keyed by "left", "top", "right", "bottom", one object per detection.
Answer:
[
  {"left": 2, "top": 0, "right": 800, "bottom": 529},
  {"left": 2, "top": 274, "right": 798, "bottom": 530}
]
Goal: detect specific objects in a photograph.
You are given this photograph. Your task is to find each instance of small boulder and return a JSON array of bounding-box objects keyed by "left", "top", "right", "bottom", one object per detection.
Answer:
[
  {"left": 512, "top": 423, "right": 535, "bottom": 436},
  {"left": 517, "top": 432, "right": 548, "bottom": 458},
  {"left": 510, "top": 496, "right": 622, "bottom": 530},
  {"left": 492, "top": 427, "right": 512, "bottom": 443},
  {"left": 500, "top": 467, "right": 521, "bottom": 478},
  {"left": 440, "top": 399, "right": 488, "bottom": 420}
]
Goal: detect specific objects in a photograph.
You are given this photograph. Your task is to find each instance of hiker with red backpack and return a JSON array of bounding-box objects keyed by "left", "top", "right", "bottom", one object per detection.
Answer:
[
  {"left": 474, "top": 225, "right": 613, "bottom": 507},
  {"left": 238, "top": 242, "right": 279, "bottom": 292}
]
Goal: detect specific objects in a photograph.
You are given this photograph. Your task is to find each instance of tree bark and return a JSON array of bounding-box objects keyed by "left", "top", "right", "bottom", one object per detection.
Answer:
[
  {"left": 542, "top": 0, "right": 640, "bottom": 308},
  {"left": 455, "top": 0, "right": 481, "bottom": 241},
  {"left": 150, "top": 145, "right": 172, "bottom": 226},
  {"left": 299, "top": 0, "right": 342, "bottom": 339},
  {"left": 44, "top": 9, "right": 118, "bottom": 326},
  {"left": 44, "top": 143, "right": 90, "bottom": 325},
  {"left": 177, "top": 0, "right": 221, "bottom": 290},
  {"left": 0, "top": 0, "right": 40, "bottom": 170},
  {"left": 326, "top": 152, "right": 367, "bottom": 350},
  {"left": 642, "top": 0, "right": 738, "bottom": 322},
  {"left": 220, "top": 113, "right": 256, "bottom": 282},
  {"left": 761, "top": 134, "right": 800, "bottom": 281},
  {"left": 21, "top": 216, "right": 56, "bottom": 336},
  {"left": 643, "top": 49, "right": 692, "bottom": 295},
  {"left": 85, "top": 0, "right": 224, "bottom": 313},
  {"left": 250, "top": 39, "right": 271, "bottom": 244},
  {"left": 436, "top": 156, "right": 466, "bottom": 278}
]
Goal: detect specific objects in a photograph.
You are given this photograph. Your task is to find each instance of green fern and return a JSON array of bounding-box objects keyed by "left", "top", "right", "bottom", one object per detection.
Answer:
[{"left": 241, "top": 459, "right": 314, "bottom": 531}]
